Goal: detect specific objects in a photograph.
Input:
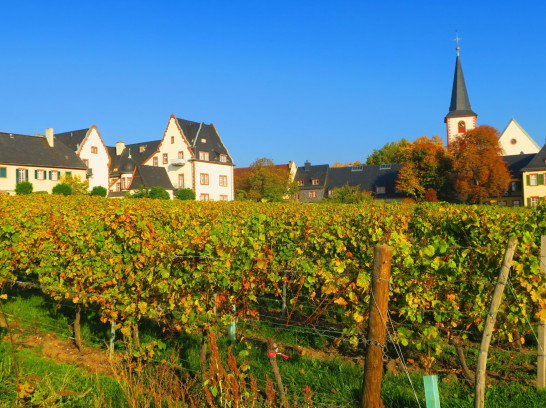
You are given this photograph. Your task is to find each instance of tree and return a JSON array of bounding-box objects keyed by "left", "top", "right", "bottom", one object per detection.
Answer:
[
  {"left": 450, "top": 125, "right": 510, "bottom": 204},
  {"left": 330, "top": 184, "right": 371, "bottom": 203},
  {"left": 366, "top": 139, "right": 408, "bottom": 165},
  {"left": 59, "top": 174, "right": 89, "bottom": 195},
  {"left": 15, "top": 181, "right": 33, "bottom": 195},
  {"left": 332, "top": 160, "right": 363, "bottom": 168},
  {"left": 176, "top": 188, "right": 196, "bottom": 200},
  {"left": 149, "top": 186, "right": 170, "bottom": 200},
  {"left": 52, "top": 183, "right": 73, "bottom": 196},
  {"left": 90, "top": 186, "right": 108, "bottom": 197},
  {"left": 395, "top": 135, "right": 452, "bottom": 200},
  {"left": 236, "top": 158, "right": 297, "bottom": 202}
]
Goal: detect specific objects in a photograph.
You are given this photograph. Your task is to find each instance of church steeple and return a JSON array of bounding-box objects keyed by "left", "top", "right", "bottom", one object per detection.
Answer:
[{"left": 444, "top": 35, "right": 477, "bottom": 148}]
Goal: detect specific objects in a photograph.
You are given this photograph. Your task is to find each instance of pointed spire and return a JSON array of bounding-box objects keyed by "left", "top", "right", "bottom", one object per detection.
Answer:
[{"left": 445, "top": 39, "right": 477, "bottom": 120}]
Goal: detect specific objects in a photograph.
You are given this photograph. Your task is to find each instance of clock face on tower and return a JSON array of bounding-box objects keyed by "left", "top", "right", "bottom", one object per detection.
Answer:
[{"left": 458, "top": 121, "right": 466, "bottom": 133}]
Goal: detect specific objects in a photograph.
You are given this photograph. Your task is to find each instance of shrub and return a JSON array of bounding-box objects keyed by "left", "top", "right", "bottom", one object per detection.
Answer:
[
  {"left": 15, "top": 181, "right": 33, "bottom": 195},
  {"left": 176, "top": 188, "right": 196, "bottom": 201},
  {"left": 130, "top": 187, "right": 149, "bottom": 199},
  {"left": 149, "top": 186, "right": 170, "bottom": 200},
  {"left": 52, "top": 183, "right": 73, "bottom": 196},
  {"left": 34, "top": 191, "right": 49, "bottom": 195},
  {"left": 90, "top": 186, "right": 108, "bottom": 197}
]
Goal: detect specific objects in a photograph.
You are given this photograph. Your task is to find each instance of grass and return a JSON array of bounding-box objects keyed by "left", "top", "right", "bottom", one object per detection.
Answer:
[{"left": 1, "top": 288, "right": 546, "bottom": 407}]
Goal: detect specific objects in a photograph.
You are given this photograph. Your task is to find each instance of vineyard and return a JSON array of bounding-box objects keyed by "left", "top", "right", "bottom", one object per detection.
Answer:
[{"left": 1, "top": 195, "right": 546, "bottom": 407}]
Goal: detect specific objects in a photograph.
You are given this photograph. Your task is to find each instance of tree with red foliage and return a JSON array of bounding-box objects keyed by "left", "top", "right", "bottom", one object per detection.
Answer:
[
  {"left": 450, "top": 125, "right": 510, "bottom": 204},
  {"left": 395, "top": 136, "right": 453, "bottom": 200}
]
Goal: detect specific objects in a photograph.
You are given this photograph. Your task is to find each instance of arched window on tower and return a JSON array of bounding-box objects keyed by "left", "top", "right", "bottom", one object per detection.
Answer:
[{"left": 458, "top": 120, "right": 466, "bottom": 133}]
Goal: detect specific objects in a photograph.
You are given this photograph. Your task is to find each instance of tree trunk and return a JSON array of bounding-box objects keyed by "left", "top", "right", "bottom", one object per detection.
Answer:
[
  {"left": 132, "top": 322, "right": 140, "bottom": 351},
  {"left": 452, "top": 336, "right": 474, "bottom": 385},
  {"left": 73, "top": 304, "right": 82, "bottom": 352},
  {"left": 200, "top": 328, "right": 208, "bottom": 382}
]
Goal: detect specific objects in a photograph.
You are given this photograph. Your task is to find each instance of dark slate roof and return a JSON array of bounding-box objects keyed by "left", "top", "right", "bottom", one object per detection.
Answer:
[
  {"left": 54, "top": 129, "right": 89, "bottom": 152},
  {"left": 294, "top": 163, "right": 329, "bottom": 190},
  {"left": 108, "top": 141, "right": 161, "bottom": 175},
  {"left": 128, "top": 165, "right": 174, "bottom": 190},
  {"left": 502, "top": 154, "right": 535, "bottom": 176},
  {"left": 325, "top": 164, "right": 404, "bottom": 198},
  {"left": 521, "top": 145, "right": 546, "bottom": 172},
  {"left": 445, "top": 54, "right": 477, "bottom": 119},
  {"left": 176, "top": 118, "right": 233, "bottom": 164},
  {"left": 0, "top": 132, "right": 86, "bottom": 169}
]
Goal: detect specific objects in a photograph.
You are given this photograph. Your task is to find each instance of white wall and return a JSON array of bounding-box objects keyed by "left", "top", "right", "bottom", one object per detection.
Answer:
[
  {"left": 142, "top": 117, "right": 194, "bottom": 190},
  {"left": 193, "top": 160, "right": 233, "bottom": 201},
  {"left": 446, "top": 115, "right": 477, "bottom": 146},
  {"left": 498, "top": 120, "right": 540, "bottom": 156},
  {"left": 79, "top": 127, "right": 110, "bottom": 189}
]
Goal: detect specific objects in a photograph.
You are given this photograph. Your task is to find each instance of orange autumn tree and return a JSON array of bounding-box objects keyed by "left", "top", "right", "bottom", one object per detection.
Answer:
[
  {"left": 396, "top": 135, "right": 453, "bottom": 200},
  {"left": 450, "top": 125, "right": 510, "bottom": 204}
]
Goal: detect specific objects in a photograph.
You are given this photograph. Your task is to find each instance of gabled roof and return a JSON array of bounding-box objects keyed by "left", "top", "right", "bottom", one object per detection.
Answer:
[
  {"left": 502, "top": 153, "right": 535, "bottom": 176},
  {"left": 55, "top": 129, "right": 90, "bottom": 152},
  {"left": 521, "top": 144, "right": 546, "bottom": 172},
  {"left": 176, "top": 118, "right": 233, "bottom": 165},
  {"left": 109, "top": 140, "right": 161, "bottom": 175},
  {"left": 294, "top": 163, "right": 329, "bottom": 190},
  {"left": 445, "top": 54, "right": 477, "bottom": 120},
  {"left": 326, "top": 164, "right": 403, "bottom": 198},
  {"left": 0, "top": 132, "right": 86, "bottom": 169},
  {"left": 128, "top": 165, "right": 174, "bottom": 190},
  {"left": 498, "top": 118, "right": 540, "bottom": 152}
]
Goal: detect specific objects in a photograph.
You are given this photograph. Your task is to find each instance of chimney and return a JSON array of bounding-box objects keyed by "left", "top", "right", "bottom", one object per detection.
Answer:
[
  {"left": 304, "top": 160, "right": 311, "bottom": 171},
  {"left": 116, "top": 141, "right": 125, "bottom": 156},
  {"left": 45, "top": 128, "right": 54, "bottom": 147}
]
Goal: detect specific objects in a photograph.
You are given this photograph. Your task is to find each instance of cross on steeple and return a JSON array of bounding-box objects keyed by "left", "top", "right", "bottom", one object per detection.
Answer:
[{"left": 454, "top": 31, "right": 461, "bottom": 56}]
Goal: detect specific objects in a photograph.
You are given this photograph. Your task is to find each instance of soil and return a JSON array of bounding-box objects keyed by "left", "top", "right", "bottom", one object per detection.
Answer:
[{"left": 2, "top": 319, "right": 112, "bottom": 375}]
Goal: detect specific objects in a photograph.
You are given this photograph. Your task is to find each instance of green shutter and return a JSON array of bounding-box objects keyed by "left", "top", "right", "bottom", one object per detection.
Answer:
[
  {"left": 66, "top": 171, "right": 71, "bottom": 177},
  {"left": 539, "top": 174, "right": 545, "bottom": 185},
  {"left": 526, "top": 175, "right": 531, "bottom": 186},
  {"left": 34, "top": 170, "right": 38, "bottom": 179},
  {"left": 25, "top": 170, "right": 28, "bottom": 181},
  {"left": 527, "top": 197, "right": 531, "bottom": 207},
  {"left": 0, "top": 168, "right": 5, "bottom": 177},
  {"left": 48, "top": 171, "right": 52, "bottom": 180}
]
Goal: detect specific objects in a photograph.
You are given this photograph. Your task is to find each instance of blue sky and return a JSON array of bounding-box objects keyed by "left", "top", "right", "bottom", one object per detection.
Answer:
[{"left": 1, "top": 1, "right": 545, "bottom": 167}]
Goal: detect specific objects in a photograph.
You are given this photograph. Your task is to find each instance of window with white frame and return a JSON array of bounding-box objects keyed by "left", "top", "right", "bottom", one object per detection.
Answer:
[
  {"left": 163, "top": 153, "right": 168, "bottom": 164},
  {"left": 199, "top": 151, "right": 209, "bottom": 161},
  {"left": 153, "top": 157, "right": 158, "bottom": 166},
  {"left": 17, "top": 169, "right": 26, "bottom": 183},
  {"left": 531, "top": 197, "right": 539, "bottom": 207},
  {"left": 297, "top": 180, "right": 304, "bottom": 186},
  {"left": 311, "top": 179, "right": 320, "bottom": 185},
  {"left": 51, "top": 171, "right": 59, "bottom": 181},
  {"left": 308, "top": 191, "right": 317, "bottom": 199},
  {"left": 513, "top": 200, "right": 520, "bottom": 207},
  {"left": 36, "top": 170, "right": 46, "bottom": 180},
  {"left": 178, "top": 174, "right": 185, "bottom": 188},
  {"left": 220, "top": 154, "right": 227, "bottom": 162},
  {"left": 376, "top": 186, "right": 386, "bottom": 194},
  {"left": 530, "top": 174, "right": 539, "bottom": 186}
]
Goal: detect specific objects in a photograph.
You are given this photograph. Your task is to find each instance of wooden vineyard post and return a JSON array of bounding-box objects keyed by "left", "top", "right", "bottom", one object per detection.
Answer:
[
  {"left": 474, "top": 236, "right": 517, "bottom": 408},
  {"left": 538, "top": 235, "right": 546, "bottom": 389},
  {"left": 361, "top": 244, "right": 393, "bottom": 408},
  {"left": 109, "top": 319, "right": 116, "bottom": 361}
]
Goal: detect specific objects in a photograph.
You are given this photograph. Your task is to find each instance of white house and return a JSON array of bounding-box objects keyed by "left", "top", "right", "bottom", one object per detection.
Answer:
[
  {"left": 498, "top": 118, "right": 540, "bottom": 156},
  {"left": 108, "top": 115, "right": 234, "bottom": 200},
  {"left": 55, "top": 126, "right": 111, "bottom": 189},
  {"left": 0, "top": 128, "right": 87, "bottom": 194}
]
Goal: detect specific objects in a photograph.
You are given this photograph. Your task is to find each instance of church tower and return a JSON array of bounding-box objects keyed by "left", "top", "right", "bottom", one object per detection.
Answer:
[{"left": 445, "top": 38, "right": 477, "bottom": 148}]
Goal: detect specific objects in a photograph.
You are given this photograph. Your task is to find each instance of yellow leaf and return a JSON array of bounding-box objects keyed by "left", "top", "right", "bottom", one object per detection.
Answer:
[
  {"left": 353, "top": 312, "right": 364, "bottom": 323},
  {"left": 0, "top": 294, "right": 7, "bottom": 300},
  {"left": 334, "top": 297, "right": 348, "bottom": 306}
]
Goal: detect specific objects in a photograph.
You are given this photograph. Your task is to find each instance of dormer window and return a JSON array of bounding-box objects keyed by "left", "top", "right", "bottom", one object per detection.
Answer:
[
  {"left": 376, "top": 186, "right": 386, "bottom": 195},
  {"left": 351, "top": 165, "right": 363, "bottom": 171},
  {"left": 297, "top": 180, "right": 304, "bottom": 186},
  {"left": 199, "top": 151, "right": 209, "bottom": 161},
  {"left": 140, "top": 146, "right": 146, "bottom": 153},
  {"left": 220, "top": 154, "right": 228, "bottom": 163},
  {"left": 311, "top": 179, "right": 320, "bottom": 185},
  {"left": 201, "top": 138, "right": 207, "bottom": 143},
  {"left": 458, "top": 121, "right": 466, "bottom": 133},
  {"left": 379, "top": 164, "right": 391, "bottom": 170}
]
